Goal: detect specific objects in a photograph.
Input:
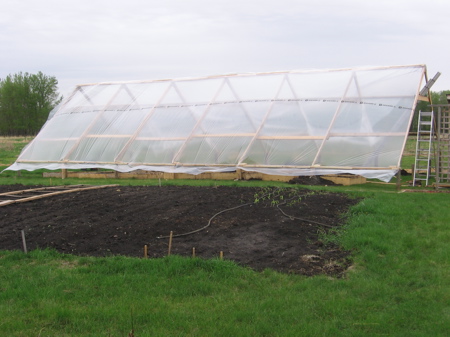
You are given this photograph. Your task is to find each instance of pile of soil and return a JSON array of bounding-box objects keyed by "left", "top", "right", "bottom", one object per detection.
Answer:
[
  {"left": 0, "top": 185, "right": 359, "bottom": 276},
  {"left": 289, "top": 176, "right": 337, "bottom": 186}
]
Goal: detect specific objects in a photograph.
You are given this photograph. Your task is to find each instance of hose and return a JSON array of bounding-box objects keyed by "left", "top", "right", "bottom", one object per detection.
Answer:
[
  {"left": 156, "top": 189, "right": 334, "bottom": 239},
  {"left": 156, "top": 202, "right": 252, "bottom": 239}
]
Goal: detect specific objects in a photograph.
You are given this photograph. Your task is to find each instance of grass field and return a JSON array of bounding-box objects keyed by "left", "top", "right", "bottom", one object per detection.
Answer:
[{"left": 0, "top": 137, "right": 449, "bottom": 336}]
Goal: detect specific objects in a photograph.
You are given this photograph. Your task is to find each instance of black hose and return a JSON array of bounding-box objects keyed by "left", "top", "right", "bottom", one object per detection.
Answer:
[
  {"left": 156, "top": 189, "right": 334, "bottom": 239},
  {"left": 156, "top": 202, "right": 252, "bottom": 239}
]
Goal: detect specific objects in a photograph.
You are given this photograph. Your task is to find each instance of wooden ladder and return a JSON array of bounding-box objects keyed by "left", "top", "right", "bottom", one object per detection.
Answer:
[{"left": 413, "top": 111, "right": 434, "bottom": 186}]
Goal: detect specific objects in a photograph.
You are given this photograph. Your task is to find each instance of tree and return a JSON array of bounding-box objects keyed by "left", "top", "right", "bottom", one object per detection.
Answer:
[{"left": 0, "top": 71, "right": 62, "bottom": 136}]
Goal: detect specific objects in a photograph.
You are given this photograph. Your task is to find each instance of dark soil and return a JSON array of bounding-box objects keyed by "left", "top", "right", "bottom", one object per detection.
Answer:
[
  {"left": 288, "top": 175, "right": 337, "bottom": 186},
  {"left": 0, "top": 185, "right": 360, "bottom": 276}
]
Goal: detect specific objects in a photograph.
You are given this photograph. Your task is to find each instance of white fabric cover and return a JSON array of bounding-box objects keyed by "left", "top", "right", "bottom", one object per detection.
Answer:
[{"left": 6, "top": 65, "right": 426, "bottom": 182}]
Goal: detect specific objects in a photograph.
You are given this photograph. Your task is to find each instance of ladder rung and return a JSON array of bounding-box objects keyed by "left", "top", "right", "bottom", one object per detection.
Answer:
[{"left": 420, "top": 111, "right": 433, "bottom": 117}]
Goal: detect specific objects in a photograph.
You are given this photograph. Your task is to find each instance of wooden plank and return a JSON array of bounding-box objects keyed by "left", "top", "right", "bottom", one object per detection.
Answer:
[
  {"left": 258, "top": 136, "right": 324, "bottom": 140},
  {"left": 136, "top": 137, "right": 186, "bottom": 141},
  {"left": 0, "top": 194, "right": 30, "bottom": 198},
  {"left": 32, "top": 128, "right": 407, "bottom": 143},
  {"left": 192, "top": 133, "right": 255, "bottom": 138},
  {"left": 0, "top": 185, "right": 85, "bottom": 196},
  {"left": 85, "top": 134, "right": 132, "bottom": 138},
  {"left": 329, "top": 132, "right": 405, "bottom": 137},
  {"left": 0, "top": 185, "right": 118, "bottom": 207},
  {"left": 18, "top": 159, "right": 398, "bottom": 171}
]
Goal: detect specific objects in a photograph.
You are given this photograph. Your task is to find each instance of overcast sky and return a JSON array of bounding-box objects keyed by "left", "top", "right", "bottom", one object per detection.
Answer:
[{"left": 1, "top": 0, "right": 449, "bottom": 97}]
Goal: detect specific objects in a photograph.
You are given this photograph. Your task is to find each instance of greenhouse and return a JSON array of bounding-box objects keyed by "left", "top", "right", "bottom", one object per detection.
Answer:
[{"left": 6, "top": 64, "right": 427, "bottom": 182}]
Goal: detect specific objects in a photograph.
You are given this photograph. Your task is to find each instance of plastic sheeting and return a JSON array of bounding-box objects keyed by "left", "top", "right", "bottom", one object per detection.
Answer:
[{"left": 6, "top": 65, "right": 426, "bottom": 182}]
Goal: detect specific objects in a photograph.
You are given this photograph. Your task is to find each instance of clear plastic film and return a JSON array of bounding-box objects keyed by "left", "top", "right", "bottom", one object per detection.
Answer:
[{"left": 6, "top": 65, "right": 426, "bottom": 182}]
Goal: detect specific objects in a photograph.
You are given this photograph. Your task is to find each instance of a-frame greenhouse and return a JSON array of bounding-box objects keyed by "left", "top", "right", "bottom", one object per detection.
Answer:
[{"left": 6, "top": 64, "right": 427, "bottom": 182}]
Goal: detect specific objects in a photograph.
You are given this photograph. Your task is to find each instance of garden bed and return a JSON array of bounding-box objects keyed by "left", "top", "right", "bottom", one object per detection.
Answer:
[{"left": 0, "top": 185, "right": 359, "bottom": 276}]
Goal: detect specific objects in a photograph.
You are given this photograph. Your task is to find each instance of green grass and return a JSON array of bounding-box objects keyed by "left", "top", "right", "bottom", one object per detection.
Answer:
[
  {"left": 0, "top": 136, "right": 449, "bottom": 336},
  {"left": 1, "top": 191, "right": 449, "bottom": 336},
  {"left": 0, "top": 136, "right": 33, "bottom": 166}
]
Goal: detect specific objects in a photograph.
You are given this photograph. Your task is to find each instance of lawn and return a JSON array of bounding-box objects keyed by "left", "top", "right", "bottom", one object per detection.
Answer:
[{"left": 0, "top": 137, "right": 448, "bottom": 336}]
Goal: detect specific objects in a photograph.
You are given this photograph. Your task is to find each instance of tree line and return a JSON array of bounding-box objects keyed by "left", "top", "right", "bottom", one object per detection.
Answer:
[{"left": 0, "top": 71, "right": 62, "bottom": 136}]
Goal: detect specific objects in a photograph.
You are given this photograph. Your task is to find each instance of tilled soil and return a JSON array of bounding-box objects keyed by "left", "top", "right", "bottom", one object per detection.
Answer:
[{"left": 0, "top": 185, "right": 360, "bottom": 276}]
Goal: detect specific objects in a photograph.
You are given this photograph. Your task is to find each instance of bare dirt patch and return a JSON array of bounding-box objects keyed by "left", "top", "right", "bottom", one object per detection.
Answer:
[{"left": 0, "top": 185, "right": 359, "bottom": 276}]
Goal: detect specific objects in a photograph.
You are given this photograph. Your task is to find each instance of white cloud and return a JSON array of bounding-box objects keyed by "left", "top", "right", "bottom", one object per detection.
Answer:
[{"left": 1, "top": 0, "right": 449, "bottom": 96}]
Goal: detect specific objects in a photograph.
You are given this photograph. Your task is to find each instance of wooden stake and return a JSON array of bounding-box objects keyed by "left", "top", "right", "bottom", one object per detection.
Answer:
[
  {"left": 143, "top": 245, "right": 148, "bottom": 258},
  {"left": 219, "top": 251, "right": 223, "bottom": 260},
  {"left": 21, "top": 230, "right": 28, "bottom": 254},
  {"left": 168, "top": 231, "right": 173, "bottom": 256},
  {"left": 192, "top": 247, "right": 196, "bottom": 258}
]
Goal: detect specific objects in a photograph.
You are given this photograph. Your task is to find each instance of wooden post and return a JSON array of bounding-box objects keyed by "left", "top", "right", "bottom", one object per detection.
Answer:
[
  {"left": 237, "top": 169, "right": 243, "bottom": 180},
  {"left": 192, "top": 247, "right": 196, "bottom": 258},
  {"left": 61, "top": 169, "right": 67, "bottom": 179},
  {"left": 21, "top": 230, "right": 27, "bottom": 254},
  {"left": 168, "top": 231, "right": 173, "bottom": 256},
  {"left": 219, "top": 251, "right": 223, "bottom": 260},
  {"left": 143, "top": 245, "right": 148, "bottom": 258}
]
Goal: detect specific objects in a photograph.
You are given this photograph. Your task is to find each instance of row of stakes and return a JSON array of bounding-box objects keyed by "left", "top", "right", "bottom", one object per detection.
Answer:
[
  {"left": 20, "top": 229, "right": 225, "bottom": 260},
  {"left": 144, "top": 231, "right": 225, "bottom": 260}
]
